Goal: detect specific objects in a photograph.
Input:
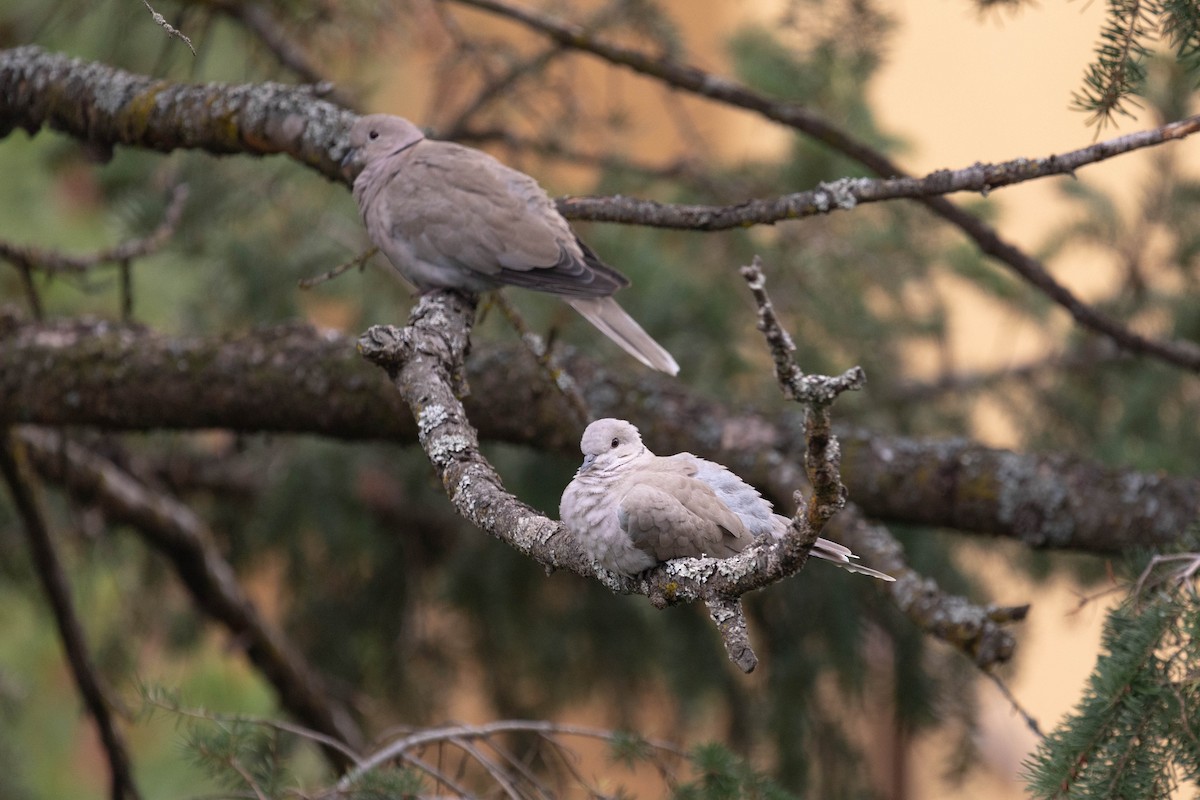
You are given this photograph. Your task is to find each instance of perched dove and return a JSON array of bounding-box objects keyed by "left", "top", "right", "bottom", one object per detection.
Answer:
[
  {"left": 560, "top": 418, "right": 894, "bottom": 580},
  {"left": 344, "top": 115, "right": 679, "bottom": 375}
]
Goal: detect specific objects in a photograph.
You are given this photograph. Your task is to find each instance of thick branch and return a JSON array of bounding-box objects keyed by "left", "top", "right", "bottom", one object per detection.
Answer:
[
  {"left": 18, "top": 427, "right": 364, "bottom": 766},
  {"left": 356, "top": 294, "right": 591, "bottom": 576},
  {"left": 2, "top": 317, "right": 1195, "bottom": 554},
  {"left": 0, "top": 433, "right": 142, "bottom": 800},
  {"left": 0, "top": 45, "right": 353, "bottom": 179}
]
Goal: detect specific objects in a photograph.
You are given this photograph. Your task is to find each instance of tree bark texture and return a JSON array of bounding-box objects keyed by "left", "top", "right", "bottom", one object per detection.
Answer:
[{"left": 3, "top": 315, "right": 1195, "bottom": 555}]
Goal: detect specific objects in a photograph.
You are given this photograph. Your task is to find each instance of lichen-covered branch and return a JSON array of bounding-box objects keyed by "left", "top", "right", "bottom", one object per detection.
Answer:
[
  {"left": 356, "top": 294, "right": 591, "bottom": 575},
  {"left": 0, "top": 45, "right": 353, "bottom": 178},
  {"left": 2, "top": 315, "right": 1196, "bottom": 554},
  {"left": 18, "top": 427, "right": 364, "bottom": 767},
  {"left": 833, "top": 506, "right": 1026, "bottom": 667},
  {"left": 444, "top": 0, "right": 1200, "bottom": 373},
  {"left": 8, "top": 41, "right": 1200, "bottom": 373}
]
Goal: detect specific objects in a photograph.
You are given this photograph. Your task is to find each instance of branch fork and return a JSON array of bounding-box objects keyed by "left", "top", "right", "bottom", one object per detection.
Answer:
[{"left": 358, "top": 262, "right": 872, "bottom": 673}]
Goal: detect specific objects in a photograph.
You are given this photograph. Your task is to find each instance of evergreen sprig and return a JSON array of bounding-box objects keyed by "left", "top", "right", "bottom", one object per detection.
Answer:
[
  {"left": 1024, "top": 568, "right": 1200, "bottom": 798},
  {"left": 1073, "top": 0, "right": 1200, "bottom": 126}
]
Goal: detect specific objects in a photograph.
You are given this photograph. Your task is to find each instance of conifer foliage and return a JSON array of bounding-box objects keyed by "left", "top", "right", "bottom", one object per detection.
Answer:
[{"left": 1026, "top": 557, "right": 1200, "bottom": 799}]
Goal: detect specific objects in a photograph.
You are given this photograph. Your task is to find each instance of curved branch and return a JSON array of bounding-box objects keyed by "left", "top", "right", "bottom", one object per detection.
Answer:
[
  {"left": 1, "top": 316, "right": 1195, "bottom": 554},
  {"left": 0, "top": 184, "right": 189, "bottom": 274},
  {"left": 0, "top": 434, "right": 142, "bottom": 800},
  {"left": 18, "top": 428, "right": 364, "bottom": 767},
  {"left": 445, "top": 0, "right": 1200, "bottom": 373}
]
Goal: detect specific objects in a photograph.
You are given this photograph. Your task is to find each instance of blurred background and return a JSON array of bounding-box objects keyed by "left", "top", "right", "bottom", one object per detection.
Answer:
[{"left": 1, "top": 0, "right": 1197, "bottom": 797}]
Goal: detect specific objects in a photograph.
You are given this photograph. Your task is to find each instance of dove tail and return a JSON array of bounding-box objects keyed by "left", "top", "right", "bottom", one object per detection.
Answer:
[
  {"left": 809, "top": 537, "right": 895, "bottom": 581},
  {"left": 565, "top": 296, "right": 680, "bottom": 376}
]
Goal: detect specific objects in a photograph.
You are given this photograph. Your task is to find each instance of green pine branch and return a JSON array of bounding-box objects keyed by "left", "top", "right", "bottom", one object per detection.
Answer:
[
  {"left": 1024, "top": 556, "right": 1200, "bottom": 798},
  {"left": 1074, "top": 0, "right": 1200, "bottom": 127}
]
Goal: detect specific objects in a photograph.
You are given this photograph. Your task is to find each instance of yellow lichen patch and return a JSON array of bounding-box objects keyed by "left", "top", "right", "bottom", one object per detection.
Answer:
[{"left": 121, "top": 82, "right": 168, "bottom": 140}]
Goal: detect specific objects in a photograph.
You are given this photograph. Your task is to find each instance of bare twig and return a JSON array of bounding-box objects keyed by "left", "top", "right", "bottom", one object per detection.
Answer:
[
  {"left": 0, "top": 184, "right": 189, "bottom": 274},
  {"left": 982, "top": 669, "right": 1045, "bottom": 739},
  {"left": 298, "top": 246, "right": 377, "bottom": 289},
  {"left": 142, "top": 0, "right": 196, "bottom": 55},
  {"left": 0, "top": 432, "right": 142, "bottom": 800},
  {"left": 340, "top": 719, "right": 682, "bottom": 790},
  {"left": 740, "top": 258, "right": 866, "bottom": 406},
  {"left": 492, "top": 291, "right": 590, "bottom": 426}
]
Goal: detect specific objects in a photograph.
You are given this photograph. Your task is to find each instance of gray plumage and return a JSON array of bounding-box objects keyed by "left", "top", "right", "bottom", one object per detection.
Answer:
[
  {"left": 344, "top": 115, "right": 679, "bottom": 375},
  {"left": 560, "top": 418, "right": 895, "bottom": 580}
]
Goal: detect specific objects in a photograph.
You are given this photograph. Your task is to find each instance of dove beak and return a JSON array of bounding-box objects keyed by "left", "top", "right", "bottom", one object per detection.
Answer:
[
  {"left": 576, "top": 454, "right": 596, "bottom": 474},
  {"left": 339, "top": 145, "right": 362, "bottom": 178}
]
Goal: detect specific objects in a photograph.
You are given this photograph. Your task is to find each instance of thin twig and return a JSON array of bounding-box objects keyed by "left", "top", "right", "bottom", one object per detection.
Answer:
[
  {"left": 141, "top": 0, "right": 196, "bottom": 55},
  {"left": 142, "top": 690, "right": 363, "bottom": 766},
  {"left": 492, "top": 291, "right": 590, "bottom": 426},
  {"left": 0, "top": 432, "right": 142, "bottom": 800},
  {"left": 0, "top": 183, "right": 189, "bottom": 275},
  {"left": 298, "top": 247, "right": 377, "bottom": 289},
  {"left": 341, "top": 719, "right": 682, "bottom": 789},
  {"left": 982, "top": 669, "right": 1045, "bottom": 739}
]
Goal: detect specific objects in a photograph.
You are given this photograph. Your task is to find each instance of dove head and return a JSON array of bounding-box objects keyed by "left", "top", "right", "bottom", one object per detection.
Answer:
[
  {"left": 342, "top": 115, "right": 426, "bottom": 177},
  {"left": 576, "top": 418, "right": 648, "bottom": 475}
]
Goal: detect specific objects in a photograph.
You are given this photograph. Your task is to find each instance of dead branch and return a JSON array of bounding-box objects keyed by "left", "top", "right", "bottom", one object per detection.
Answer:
[
  {"left": 0, "top": 432, "right": 142, "bottom": 800},
  {"left": 0, "top": 184, "right": 188, "bottom": 274},
  {"left": 18, "top": 427, "right": 364, "bottom": 768}
]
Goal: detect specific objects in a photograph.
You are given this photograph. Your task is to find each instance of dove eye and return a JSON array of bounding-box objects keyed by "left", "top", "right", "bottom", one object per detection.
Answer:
[
  {"left": 610, "top": 438, "right": 619, "bottom": 448},
  {"left": 368, "top": 130, "right": 379, "bottom": 140}
]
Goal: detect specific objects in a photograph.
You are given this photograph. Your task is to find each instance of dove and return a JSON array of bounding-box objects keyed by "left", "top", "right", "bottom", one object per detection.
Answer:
[
  {"left": 343, "top": 114, "right": 679, "bottom": 375},
  {"left": 560, "top": 418, "right": 894, "bottom": 580}
]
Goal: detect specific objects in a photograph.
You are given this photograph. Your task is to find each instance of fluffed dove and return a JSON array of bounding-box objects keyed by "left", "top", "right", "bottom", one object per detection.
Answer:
[
  {"left": 560, "top": 418, "right": 894, "bottom": 580},
  {"left": 344, "top": 115, "right": 679, "bottom": 375}
]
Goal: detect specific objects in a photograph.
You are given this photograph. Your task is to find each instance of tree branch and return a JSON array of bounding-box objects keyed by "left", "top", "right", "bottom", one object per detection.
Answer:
[
  {"left": 5, "top": 41, "right": 1197, "bottom": 370},
  {"left": 193, "top": 0, "right": 359, "bottom": 110},
  {"left": 17, "top": 427, "right": 364, "bottom": 769},
  {"left": 0, "top": 45, "right": 353, "bottom": 178},
  {"left": 0, "top": 432, "right": 142, "bottom": 800},
  {"left": 2, "top": 315, "right": 1195, "bottom": 555},
  {"left": 356, "top": 290, "right": 1024, "bottom": 672},
  {"left": 0, "top": 183, "right": 188, "bottom": 274},
  {"left": 444, "top": 0, "right": 1200, "bottom": 373},
  {"left": 554, "top": 114, "right": 1200, "bottom": 229}
]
